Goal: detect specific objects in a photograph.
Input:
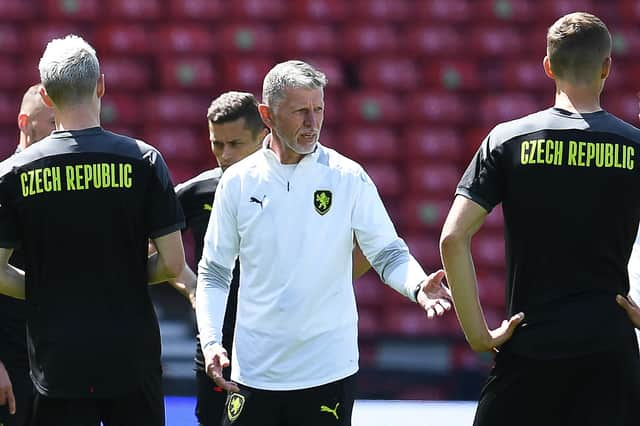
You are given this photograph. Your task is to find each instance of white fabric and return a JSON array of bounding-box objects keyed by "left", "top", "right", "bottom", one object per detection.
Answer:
[{"left": 197, "top": 138, "right": 426, "bottom": 390}]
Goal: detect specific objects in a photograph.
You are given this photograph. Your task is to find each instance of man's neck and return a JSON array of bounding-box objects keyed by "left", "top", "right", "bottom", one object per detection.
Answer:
[
  {"left": 55, "top": 104, "right": 101, "bottom": 131},
  {"left": 268, "top": 134, "right": 304, "bottom": 164},
  {"left": 553, "top": 86, "right": 602, "bottom": 114}
]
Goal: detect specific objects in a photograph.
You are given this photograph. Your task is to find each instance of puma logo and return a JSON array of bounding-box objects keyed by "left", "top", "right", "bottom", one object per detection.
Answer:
[
  {"left": 320, "top": 402, "right": 340, "bottom": 420},
  {"left": 203, "top": 203, "right": 212, "bottom": 211},
  {"left": 249, "top": 195, "right": 266, "bottom": 209}
]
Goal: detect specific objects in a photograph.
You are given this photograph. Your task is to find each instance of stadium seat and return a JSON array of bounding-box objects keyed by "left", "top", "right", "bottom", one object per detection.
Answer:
[
  {"left": 342, "top": 25, "right": 399, "bottom": 59},
  {"left": 351, "top": 0, "right": 410, "bottom": 22},
  {"left": 143, "top": 127, "right": 207, "bottom": 164},
  {"left": 279, "top": 25, "right": 338, "bottom": 57},
  {"left": 382, "top": 305, "right": 450, "bottom": 337},
  {"left": 404, "top": 127, "right": 465, "bottom": 164},
  {"left": 354, "top": 272, "right": 386, "bottom": 309},
  {"left": 470, "top": 25, "right": 523, "bottom": 57},
  {"left": 0, "top": 25, "right": 20, "bottom": 54},
  {"left": 158, "top": 57, "right": 217, "bottom": 90},
  {"left": 417, "top": 0, "right": 473, "bottom": 23},
  {"left": 44, "top": 0, "right": 100, "bottom": 20},
  {"left": 619, "top": 0, "right": 640, "bottom": 24},
  {"left": 26, "top": 23, "right": 91, "bottom": 54},
  {"left": 218, "top": 24, "right": 277, "bottom": 55},
  {"left": 230, "top": 0, "right": 286, "bottom": 21},
  {"left": 0, "top": 130, "right": 18, "bottom": 159},
  {"left": 423, "top": 60, "right": 481, "bottom": 91},
  {"left": 538, "top": 0, "right": 595, "bottom": 23},
  {"left": 100, "top": 57, "right": 151, "bottom": 90},
  {"left": 302, "top": 57, "right": 345, "bottom": 90},
  {"left": 220, "top": 57, "right": 273, "bottom": 93},
  {"left": 0, "top": 58, "right": 21, "bottom": 90},
  {"left": 357, "top": 305, "right": 383, "bottom": 338},
  {"left": 95, "top": 25, "right": 151, "bottom": 54},
  {"left": 169, "top": 0, "right": 226, "bottom": 21},
  {"left": 405, "top": 26, "right": 464, "bottom": 58},
  {"left": 479, "top": 94, "right": 541, "bottom": 125},
  {"left": 611, "top": 27, "right": 640, "bottom": 58},
  {"left": 0, "top": 0, "right": 33, "bottom": 21},
  {"left": 362, "top": 164, "right": 403, "bottom": 198},
  {"left": 403, "top": 197, "right": 453, "bottom": 232},
  {"left": 17, "top": 59, "right": 41, "bottom": 91},
  {"left": 476, "top": 0, "right": 536, "bottom": 23},
  {"left": 406, "top": 92, "right": 468, "bottom": 125},
  {"left": 603, "top": 92, "right": 639, "bottom": 124},
  {"left": 288, "top": 0, "right": 350, "bottom": 22},
  {"left": 404, "top": 234, "right": 442, "bottom": 273},
  {"left": 477, "top": 272, "right": 506, "bottom": 309},
  {"left": 0, "top": 92, "right": 19, "bottom": 126},
  {"left": 106, "top": 0, "right": 163, "bottom": 20},
  {"left": 144, "top": 93, "right": 211, "bottom": 126},
  {"left": 154, "top": 25, "right": 217, "bottom": 55},
  {"left": 345, "top": 92, "right": 402, "bottom": 125},
  {"left": 483, "top": 204, "right": 504, "bottom": 231},
  {"left": 471, "top": 231, "right": 505, "bottom": 269},
  {"left": 359, "top": 58, "right": 421, "bottom": 91},
  {"left": 341, "top": 127, "right": 400, "bottom": 161},
  {"left": 407, "top": 164, "right": 461, "bottom": 196},
  {"left": 503, "top": 59, "right": 553, "bottom": 91},
  {"left": 100, "top": 94, "right": 140, "bottom": 126}
]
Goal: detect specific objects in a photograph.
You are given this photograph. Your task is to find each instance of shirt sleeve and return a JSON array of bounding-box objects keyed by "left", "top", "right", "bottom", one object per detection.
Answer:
[
  {"left": 0, "top": 174, "right": 19, "bottom": 249},
  {"left": 456, "top": 132, "right": 506, "bottom": 212},
  {"left": 144, "top": 150, "right": 185, "bottom": 239}
]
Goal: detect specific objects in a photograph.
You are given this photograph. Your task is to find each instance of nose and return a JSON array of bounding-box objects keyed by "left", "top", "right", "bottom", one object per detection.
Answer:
[{"left": 304, "top": 110, "right": 317, "bottom": 129}]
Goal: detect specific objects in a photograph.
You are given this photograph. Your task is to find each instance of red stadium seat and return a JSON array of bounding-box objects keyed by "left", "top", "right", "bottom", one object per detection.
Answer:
[
  {"left": 0, "top": 25, "right": 20, "bottom": 54},
  {"left": 354, "top": 272, "right": 385, "bottom": 308},
  {"left": 357, "top": 305, "right": 383, "bottom": 338},
  {"left": 95, "top": 25, "right": 152, "bottom": 54},
  {"left": 359, "top": 58, "right": 420, "bottom": 91},
  {"left": 100, "top": 57, "right": 151, "bottom": 90},
  {"left": 0, "top": 58, "right": 21, "bottom": 90},
  {"left": 479, "top": 94, "right": 541, "bottom": 125},
  {"left": 0, "top": 92, "right": 19, "bottom": 125},
  {"left": 18, "top": 59, "right": 41, "bottom": 92},
  {"left": 417, "top": 0, "right": 474, "bottom": 23},
  {"left": 362, "top": 164, "right": 403, "bottom": 198},
  {"left": 423, "top": 60, "right": 481, "bottom": 91},
  {"left": 471, "top": 231, "right": 505, "bottom": 269},
  {"left": 44, "top": 0, "right": 100, "bottom": 20},
  {"left": 403, "top": 197, "right": 453, "bottom": 232},
  {"left": 144, "top": 93, "right": 211, "bottom": 125},
  {"left": 106, "top": 0, "right": 163, "bottom": 20},
  {"left": 0, "top": 129, "right": 19, "bottom": 160},
  {"left": 0, "top": 0, "right": 33, "bottom": 21},
  {"left": 407, "top": 164, "right": 461, "bottom": 196},
  {"left": 26, "top": 23, "right": 91, "bottom": 54},
  {"left": 288, "top": 0, "right": 350, "bottom": 22},
  {"left": 341, "top": 127, "right": 400, "bottom": 161},
  {"left": 603, "top": 92, "right": 639, "bottom": 124},
  {"left": 220, "top": 57, "right": 273, "bottom": 93},
  {"left": 154, "top": 25, "right": 217, "bottom": 55},
  {"left": 451, "top": 343, "right": 491, "bottom": 370},
  {"left": 230, "top": 0, "right": 286, "bottom": 21},
  {"left": 280, "top": 25, "right": 338, "bottom": 57},
  {"left": 503, "top": 60, "right": 553, "bottom": 91},
  {"left": 406, "top": 92, "right": 468, "bottom": 125},
  {"left": 218, "top": 24, "right": 277, "bottom": 55},
  {"left": 158, "top": 57, "right": 217, "bottom": 90},
  {"left": 342, "top": 25, "right": 399, "bottom": 59},
  {"left": 476, "top": 0, "right": 536, "bottom": 23},
  {"left": 382, "top": 305, "right": 454, "bottom": 337},
  {"left": 302, "top": 57, "right": 345, "bottom": 90},
  {"left": 404, "top": 127, "right": 465, "bottom": 164},
  {"left": 404, "top": 233, "right": 442, "bottom": 273},
  {"left": 345, "top": 92, "right": 402, "bottom": 124},
  {"left": 352, "top": 0, "right": 410, "bottom": 22},
  {"left": 539, "top": 0, "right": 595, "bottom": 23},
  {"left": 169, "top": 0, "right": 226, "bottom": 21},
  {"left": 100, "top": 94, "right": 140, "bottom": 126},
  {"left": 477, "top": 272, "right": 506, "bottom": 309},
  {"left": 143, "top": 127, "right": 207, "bottom": 164},
  {"left": 611, "top": 27, "right": 640, "bottom": 58},
  {"left": 483, "top": 204, "right": 504, "bottom": 231},
  {"left": 470, "top": 25, "right": 523, "bottom": 57},
  {"left": 405, "top": 26, "right": 464, "bottom": 58}
]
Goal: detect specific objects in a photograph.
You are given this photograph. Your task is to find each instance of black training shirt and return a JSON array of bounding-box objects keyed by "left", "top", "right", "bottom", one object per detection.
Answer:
[
  {"left": 458, "top": 108, "right": 640, "bottom": 359},
  {"left": 0, "top": 127, "right": 184, "bottom": 397}
]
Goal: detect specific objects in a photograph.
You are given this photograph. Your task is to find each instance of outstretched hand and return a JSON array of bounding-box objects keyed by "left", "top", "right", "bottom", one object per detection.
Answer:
[
  {"left": 617, "top": 294, "right": 640, "bottom": 329},
  {"left": 417, "top": 269, "right": 453, "bottom": 319},
  {"left": 204, "top": 344, "right": 240, "bottom": 393}
]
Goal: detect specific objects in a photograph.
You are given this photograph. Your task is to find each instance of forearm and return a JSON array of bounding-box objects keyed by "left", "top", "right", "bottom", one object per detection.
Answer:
[
  {"left": 196, "top": 258, "right": 232, "bottom": 351},
  {"left": 371, "top": 239, "right": 426, "bottom": 302},
  {"left": 0, "top": 264, "right": 25, "bottom": 300},
  {"left": 147, "top": 251, "right": 182, "bottom": 284},
  {"left": 440, "top": 235, "right": 491, "bottom": 351},
  {"left": 169, "top": 264, "right": 197, "bottom": 299}
]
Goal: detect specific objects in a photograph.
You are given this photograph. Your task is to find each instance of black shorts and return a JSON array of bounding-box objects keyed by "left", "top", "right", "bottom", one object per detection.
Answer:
[
  {"left": 474, "top": 343, "right": 640, "bottom": 426},
  {"left": 221, "top": 374, "right": 356, "bottom": 426},
  {"left": 0, "top": 364, "right": 34, "bottom": 426},
  {"left": 195, "top": 369, "right": 227, "bottom": 426},
  {"left": 29, "top": 369, "right": 164, "bottom": 426}
]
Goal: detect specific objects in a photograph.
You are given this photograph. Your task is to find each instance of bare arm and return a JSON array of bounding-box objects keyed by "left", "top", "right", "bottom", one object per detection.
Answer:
[
  {"left": 148, "top": 231, "right": 185, "bottom": 285},
  {"left": 352, "top": 242, "right": 371, "bottom": 280},
  {"left": 617, "top": 294, "right": 640, "bottom": 329},
  {"left": 440, "top": 196, "right": 523, "bottom": 352},
  {"left": 171, "top": 265, "right": 197, "bottom": 309},
  {"left": 0, "top": 248, "right": 25, "bottom": 300},
  {"left": 0, "top": 360, "right": 15, "bottom": 415}
]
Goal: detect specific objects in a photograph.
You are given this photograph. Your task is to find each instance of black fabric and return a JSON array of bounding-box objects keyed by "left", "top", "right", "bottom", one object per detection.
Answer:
[
  {"left": 29, "top": 368, "right": 164, "bottom": 426},
  {"left": 458, "top": 108, "right": 640, "bottom": 358},
  {"left": 175, "top": 169, "right": 239, "bottom": 372},
  {"left": 0, "top": 364, "right": 34, "bottom": 426},
  {"left": 220, "top": 374, "right": 356, "bottom": 426},
  {"left": 473, "top": 343, "right": 640, "bottom": 426},
  {"left": 0, "top": 251, "right": 27, "bottom": 369},
  {"left": 0, "top": 127, "right": 184, "bottom": 398},
  {"left": 194, "top": 369, "right": 226, "bottom": 426}
]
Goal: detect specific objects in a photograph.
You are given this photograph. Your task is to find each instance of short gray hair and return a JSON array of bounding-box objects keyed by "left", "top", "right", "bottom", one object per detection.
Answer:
[
  {"left": 262, "top": 60, "right": 328, "bottom": 107},
  {"left": 38, "top": 34, "right": 100, "bottom": 107}
]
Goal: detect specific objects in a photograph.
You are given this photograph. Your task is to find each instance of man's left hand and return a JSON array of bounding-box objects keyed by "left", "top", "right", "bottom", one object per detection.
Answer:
[{"left": 417, "top": 269, "right": 452, "bottom": 319}]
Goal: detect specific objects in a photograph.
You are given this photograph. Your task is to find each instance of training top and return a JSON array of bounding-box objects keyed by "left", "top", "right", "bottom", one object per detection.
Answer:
[
  {"left": 198, "top": 139, "right": 427, "bottom": 390},
  {"left": 0, "top": 127, "right": 184, "bottom": 397},
  {"left": 457, "top": 107, "right": 640, "bottom": 359},
  {"left": 175, "top": 168, "right": 239, "bottom": 373}
]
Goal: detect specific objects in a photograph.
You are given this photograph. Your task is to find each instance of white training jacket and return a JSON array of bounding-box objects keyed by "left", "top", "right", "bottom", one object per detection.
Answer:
[{"left": 197, "top": 138, "right": 427, "bottom": 390}]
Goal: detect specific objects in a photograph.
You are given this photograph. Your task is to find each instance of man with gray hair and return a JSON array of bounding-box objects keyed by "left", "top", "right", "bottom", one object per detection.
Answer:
[
  {"left": 196, "top": 60, "right": 451, "bottom": 425},
  {"left": 0, "top": 35, "right": 185, "bottom": 425}
]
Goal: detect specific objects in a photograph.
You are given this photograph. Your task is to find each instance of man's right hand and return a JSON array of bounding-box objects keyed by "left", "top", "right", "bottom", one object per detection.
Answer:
[
  {"left": 0, "top": 361, "right": 16, "bottom": 415},
  {"left": 617, "top": 294, "right": 640, "bottom": 329},
  {"left": 204, "top": 344, "right": 240, "bottom": 392}
]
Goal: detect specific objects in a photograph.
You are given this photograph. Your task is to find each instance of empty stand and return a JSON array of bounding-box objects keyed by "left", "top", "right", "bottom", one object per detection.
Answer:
[
  {"left": 342, "top": 25, "right": 399, "bottom": 59},
  {"left": 405, "top": 26, "right": 465, "bottom": 58},
  {"left": 351, "top": 0, "right": 410, "bottom": 22},
  {"left": 106, "top": 0, "right": 163, "bottom": 20},
  {"left": 417, "top": 0, "right": 474, "bottom": 23},
  {"left": 169, "top": 0, "right": 226, "bottom": 21},
  {"left": 218, "top": 24, "right": 277, "bottom": 55},
  {"left": 158, "top": 57, "right": 217, "bottom": 90},
  {"left": 0, "top": 25, "right": 21, "bottom": 54},
  {"left": 341, "top": 127, "right": 399, "bottom": 161},
  {"left": 345, "top": 92, "right": 403, "bottom": 124},
  {"left": 44, "top": 0, "right": 100, "bottom": 21},
  {"left": 407, "top": 92, "right": 468, "bottom": 125},
  {"left": 95, "top": 25, "right": 152, "bottom": 54},
  {"left": 407, "top": 165, "right": 461, "bottom": 196},
  {"left": 230, "top": 0, "right": 286, "bottom": 21},
  {"left": 359, "top": 58, "right": 421, "bottom": 91},
  {"left": 153, "top": 25, "right": 217, "bottom": 55},
  {"left": 288, "top": 0, "right": 351, "bottom": 22},
  {"left": 100, "top": 58, "right": 151, "bottom": 90},
  {"left": 280, "top": 25, "right": 338, "bottom": 57},
  {"left": 404, "top": 127, "right": 465, "bottom": 165},
  {"left": 423, "top": 60, "right": 481, "bottom": 91}
]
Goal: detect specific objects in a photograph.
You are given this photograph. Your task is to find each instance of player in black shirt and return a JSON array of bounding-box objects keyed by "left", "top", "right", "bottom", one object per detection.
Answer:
[
  {"left": 440, "top": 12, "right": 640, "bottom": 426},
  {"left": 0, "top": 35, "right": 185, "bottom": 426},
  {"left": 0, "top": 84, "right": 55, "bottom": 426}
]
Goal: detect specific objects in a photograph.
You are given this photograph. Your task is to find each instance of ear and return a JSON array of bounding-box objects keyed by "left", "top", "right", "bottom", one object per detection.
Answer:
[
  {"left": 543, "top": 56, "right": 555, "bottom": 80},
  {"left": 258, "top": 104, "right": 273, "bottom": 129},
  {"left": 96, "top": 74, "right": 105, "bottom": 98},
  {"left": 17, "top": 113, "right": 29, "bottom": 131},
  {"left": 39, "top": 86, "right": 56, "bottom": 108},
  {"left": 601, "top": 56, "right": 611, "bottom": 79}
]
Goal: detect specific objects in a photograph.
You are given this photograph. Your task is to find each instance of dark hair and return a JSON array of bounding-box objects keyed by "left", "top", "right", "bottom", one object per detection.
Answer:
[
  {"left": 547, "top": 12, "right": 611, "bottom": 83},
  {"left": 206, "top": 91, "right": 265, "bottom": 137}
]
